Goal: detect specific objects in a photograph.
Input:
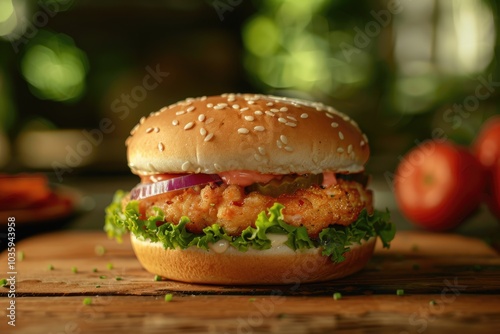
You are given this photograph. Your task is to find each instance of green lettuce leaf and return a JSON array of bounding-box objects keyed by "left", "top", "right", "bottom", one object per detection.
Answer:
[
  {"left": 318, "top": 208, "right": 396, "bottom": 262},
  {"left": 104, "top": 191, "right": 395, "bottom": 263}
]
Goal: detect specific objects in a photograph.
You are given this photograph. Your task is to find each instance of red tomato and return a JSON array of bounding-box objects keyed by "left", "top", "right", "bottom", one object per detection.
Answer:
[
  {"left": 394, "top": 141, "right": 485, "bottom": 231},
  {"left": 473, "top": 116, "right": 500, "bottom": 219},
  {"left": 489, "top": 163, "right": 500, "bottom": 219}
]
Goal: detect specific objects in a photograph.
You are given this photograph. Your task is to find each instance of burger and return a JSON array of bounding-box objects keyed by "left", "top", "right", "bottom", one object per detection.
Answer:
[{"left": 105, "top": 93, "right": 395, "bottom": 285}]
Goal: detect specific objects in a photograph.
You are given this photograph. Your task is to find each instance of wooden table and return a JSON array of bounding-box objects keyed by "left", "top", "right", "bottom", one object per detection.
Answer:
[{"left": 1, "top": 230, "right": 500, "bottom": 333}]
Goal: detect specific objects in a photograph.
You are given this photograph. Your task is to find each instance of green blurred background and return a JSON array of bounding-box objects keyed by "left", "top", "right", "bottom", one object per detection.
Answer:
[{"left": 0, "top": 0, "right": 499, "bottom": 235}]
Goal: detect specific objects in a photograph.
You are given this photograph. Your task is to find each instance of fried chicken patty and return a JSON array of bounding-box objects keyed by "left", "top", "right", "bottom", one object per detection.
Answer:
[
  {"left": 128, "top": 180, "right": 373, "bottom": 237},
  {"left": 127, "top": 180, "right": 372, "bottom": 238}
]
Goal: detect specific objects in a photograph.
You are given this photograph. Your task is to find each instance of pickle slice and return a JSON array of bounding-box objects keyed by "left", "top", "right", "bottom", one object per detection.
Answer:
[{"left": 246, "top": 174, "right": 323, "bottom": 197}]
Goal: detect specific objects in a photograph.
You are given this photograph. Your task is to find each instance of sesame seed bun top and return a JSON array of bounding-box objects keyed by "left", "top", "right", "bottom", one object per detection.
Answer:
[{"left": 126, "top": 93, "right": 370, "bottom": 175}]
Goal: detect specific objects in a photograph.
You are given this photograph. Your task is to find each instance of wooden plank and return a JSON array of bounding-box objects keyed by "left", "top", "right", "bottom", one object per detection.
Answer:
[
  {"left": 1, "top": 231, "right": 499, "bottom": 297},
  {"left": 1, "top": 295, "right": 499, "bottom": 334}
]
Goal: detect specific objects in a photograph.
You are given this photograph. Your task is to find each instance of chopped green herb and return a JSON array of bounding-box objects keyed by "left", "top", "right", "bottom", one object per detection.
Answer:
[
  {"left": 0, "top": 278, "right": 7, "bottom": 287},
  {"left": 71, "top": 266, "right": 78, "bottom": 274},
  {"left": 412, "top": 263, "right": 420, "bottom": 271},
  {"left": 17, "top": 251, "right": 24, "bottom": 261},
  {"left": 115, "top": 277, "right": 122, "bottom": 281},
  {"left": 107, "top": 263, "right": 114, "bottom": 270},
  {"left": 248, "top": 298, "right": 256, "bottom": 302},
  {"left": 93, "top": 268, "right": 98, "bottom": 273},
  {"left": 95, "top": 285, "right": 101, "bottom": 288},
  {"left": 396, "top": 289, "right": 405, "bottom": 296},
  {"left": 154, "top": 275, "right": 162, "bottom": 281},
  {"left": 429, "top": 300, "right": 437, "bottom": 306},
  {"left": 473, "top": 264, "right": 483, "bottom": 272},
  {"left": 95, "top": 245, "right": 106, "bottom": 256},
  {"left": 48, "top": 264, "right": 54, "bottom": 271},
  {"left": 333, "top": 292, "right": 342, "bottom": 300},
  {"left": 164, "top": 293, "right": 173, "bottom": 302},
  {"left": 83, "top": 297, "right": 92, "bottom": 305},
  {"left": 99, "top": 275, "right": 107, "bottom": 279}
]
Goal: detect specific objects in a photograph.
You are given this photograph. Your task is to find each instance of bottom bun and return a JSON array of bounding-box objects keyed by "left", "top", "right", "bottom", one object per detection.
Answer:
[{"left": 131, "top": 234, "right": 376, "bottom": 285}]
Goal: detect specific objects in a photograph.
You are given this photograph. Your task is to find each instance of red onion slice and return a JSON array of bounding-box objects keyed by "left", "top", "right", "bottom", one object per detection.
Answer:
[{"left": 130, "top": 174, "right": 223, "bottom": 200}]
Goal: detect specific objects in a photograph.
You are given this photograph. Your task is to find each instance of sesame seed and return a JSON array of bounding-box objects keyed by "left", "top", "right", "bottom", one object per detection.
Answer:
[
  {"left": 280, "top": 107, "right": 288, "bottom": 112},
  {"left": 360, "top": 140, "right": 365, "bottom": 146},
  {"left": 198, "top": 114, "right": 206, "bottom": 122},
  {"left": 278, "top": 117, "right": 287, "bottom": 123},
  {"left": 342, "top": 115, "right": 350, "bottom": 121},
  {"left": 176, "top": 111, "right": 185, "bottom": 116},
  {"left": 270, "top": 108, "right": 279, "bottom": 113},
  {"left": 172, "top": 120, "right": 179, "bottom": 126},
  {"left": 266, "top": 102, "right": 274, "bottom": 106},
  {"left": 148, "top": 162, "right": 157, "bottom": 171},
  {"left": 284, "top": 146, "right": 293, "bottom": 152},
  {"left": 238, "top": 128, "right": 250, "bottom": 134},
  {"left": 254, "top": 125, "right": 265, "bottom": 132},
  {"left": 265, "top": 111, "right": 274, "bottom": 117},
  {"left": 362, "top": 133, "right": 369, "bottom": 143},
  {"left": 347, "top": 144, "right": 353, "bottom": 154},
  {"left": 337, "top": 147, "right": 344, "bottom": 153},
  {"left": 240, "top": 107, "right": 249, "bottom": 112},
  {"left": 331, "top": 122, "right": 339, "bottom": 128},
  {"left": 158, "top": 142, "right": 164, "bottom": 152},
  {"left": 181, "top": 161, "right": 191, "bottom": 171},
  {"left": 154, "top": 127, "right": 160, "bottom": 133},
  {"left": 254, "top": 110, "right": 263, "bottom": 115},
  {"left": 248, "top": 100, "right": 255, "bottom": 105},
  {"left": 146, "top": 127, "right": 154, "bottom": 133},
  {"left": 204, "top": 133, "right": 214, "bottom": 142},
  {"left": 338, "top": 131, "right": 344, "bottom": 140},
  {"left": 218, "top": 103, "right": 228, "bottom": 108},
  {"left": 207, "top": 103, "right": 214, "bottom": 108},
  {"left": 286, "top": 116, "right": 297, "bottom": 121},
  {"left": 187, "top": 106, "right": 196, "bottom": 112},
  {"left": 130, "top": 124, "right": 139, "bottom": 135},
  {"left": 244, "top": 116, "right": 255, "bottom": 121},
  {"left": 213, "top": 105, "right": 224, "bottom": 110},
  {"left": 232, "top": 104, "right": 240, "bottom": 109},
  {"left": 140, "top": 116, "right": 146, "bottom": 124},
  {"left": 206, "top": 117, "right": 215, "bottom": 124},
  {"left": 227, "top": 95, "right": 236, "bottom": 102},
  {"left": 160, "top": 107, "right": 168, "bottom": 112},
  {"left": 258, "top": 146, "right": 266, "bottom": 155},
  {"left": 285, "top": 122, "right": 297, "bottom": 127},
  {"left": 184, "top": 122, "right": 195, "bottom": 130},
  {"left": 300, "top": 113, "right": 309, "bottom": 119},
  {"left": 325, "top": 113, "right": 334, "bottom": 119},
  {"left": 200, "top": 96, "right": 207, "bottom": 101},
  {"left": 214, "top": 163, "right": 222, "bottom": 171},
  {"left": 276, "top": 140, "right": 283, "bottom": 148},
  {"left": 280, "top": 135, "right": 288, "bottom": 144},
  {"left": 200, "top": 128, "right": 207, "bottom": 136}
]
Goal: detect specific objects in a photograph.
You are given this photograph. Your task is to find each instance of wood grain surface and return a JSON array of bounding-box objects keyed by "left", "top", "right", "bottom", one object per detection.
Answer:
[{"left": 1, "top": 230, "right": 499, "bottom": 333}]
